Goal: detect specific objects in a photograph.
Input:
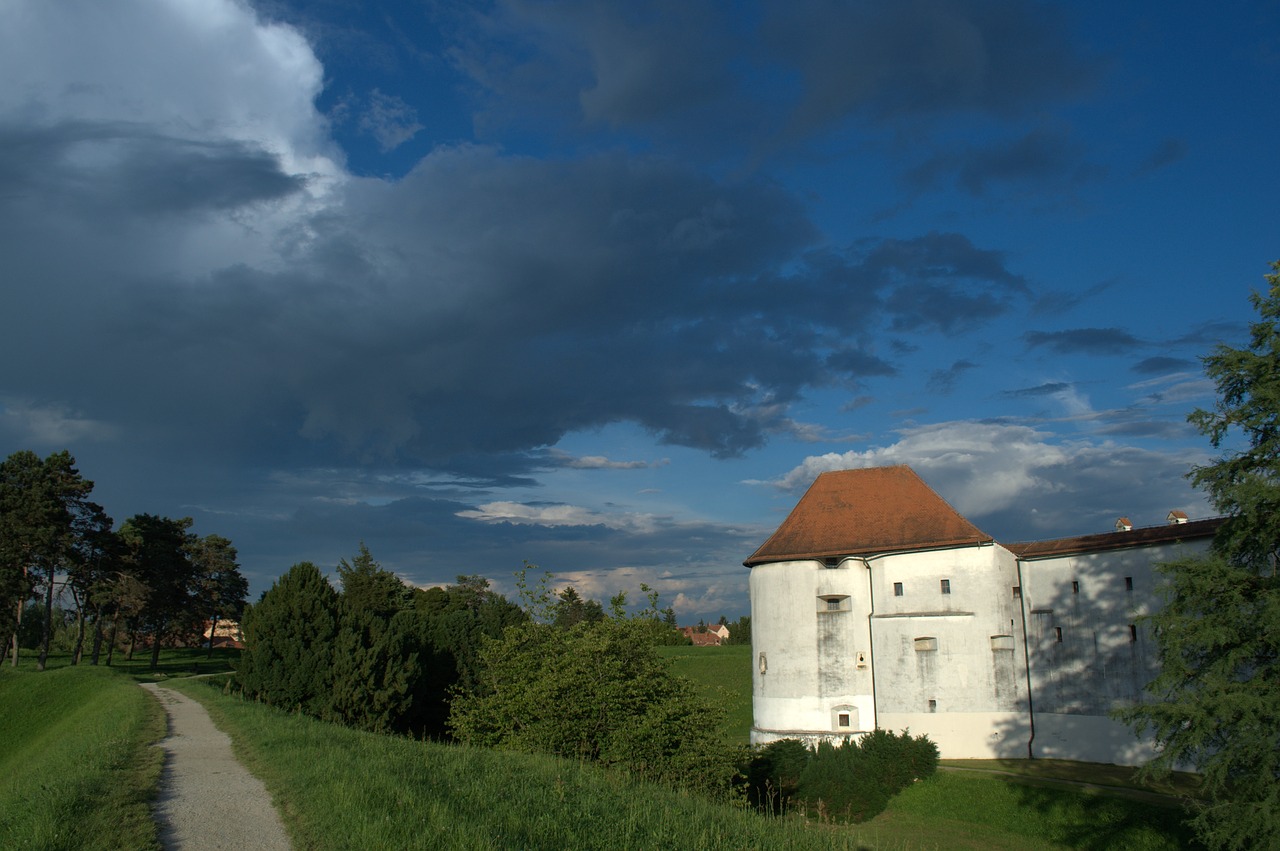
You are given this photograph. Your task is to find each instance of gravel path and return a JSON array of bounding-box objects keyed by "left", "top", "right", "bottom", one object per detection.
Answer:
[{"left": 141, "top": 683, "right": 292, "bottom": 851}]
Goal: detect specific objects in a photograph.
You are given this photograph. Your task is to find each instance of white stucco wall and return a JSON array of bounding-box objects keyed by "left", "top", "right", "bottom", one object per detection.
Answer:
[
  {"left": 869, "top": 544, "right": 1031, "bottom": 758},
  {"left": 750, "top": 532, "right": 1215, "bottom": 765},
  {"left": 750, "top": 559, "right": 875, "bottom": 742},
  {"left": 1016, "top": 535, "right": 1213, "bottom": 765}
]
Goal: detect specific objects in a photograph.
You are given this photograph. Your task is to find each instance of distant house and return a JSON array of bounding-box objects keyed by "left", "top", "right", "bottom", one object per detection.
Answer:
[
  {"left": 679, "top": 625, "right": 728, "bottom": 646},
  {"left": 746, "top": 464, "right": 1220, "bottom": 765},
  {"left": 203, "top": 619, "right": 244, "bottom": 649}
]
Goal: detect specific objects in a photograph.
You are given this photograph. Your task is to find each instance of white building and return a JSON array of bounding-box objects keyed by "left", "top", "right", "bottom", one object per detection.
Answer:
[{"left": 746, "top": 465, "right": 1220, "bottom": 765}]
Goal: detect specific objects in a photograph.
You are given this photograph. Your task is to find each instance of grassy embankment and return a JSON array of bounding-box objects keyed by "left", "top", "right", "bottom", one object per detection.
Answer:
[
  {"left": 0, "top": 662, "right": 165, "bottom": 849},
  {"left": 0, "top": 644, "right": 1200, "bottom": 850}
]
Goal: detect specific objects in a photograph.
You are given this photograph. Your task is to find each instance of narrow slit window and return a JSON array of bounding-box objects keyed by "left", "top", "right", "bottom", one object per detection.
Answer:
[
  {"left": 1124, "top": 576, "right": 1134, "bottom": 591},
  {"left": 893, "top": 582, "right": 904, "bottom": 597},
  {"left": 1054, "top": 626, "right": 1063, "bottom": 643},
  {"left": 1072, "top": 580, "right": 1079, "bottom": 594},
  {"left": 940, "top": 579, "right": 951, "bottom": 595},
  {"left": 1129, "top": 624, "right": 1138, "bottom": 643},
  {"left": 1012, "top": 585, "right": 1022, "bottom": 599}
]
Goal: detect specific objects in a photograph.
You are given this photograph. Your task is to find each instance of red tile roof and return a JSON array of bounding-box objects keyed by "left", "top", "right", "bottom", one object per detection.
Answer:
[
  {"left": 744, "top": 466, "right": 992, "bottom": 567},
  {"left": 1007, "top": 517, "right": 1222, "bottom": 559}
]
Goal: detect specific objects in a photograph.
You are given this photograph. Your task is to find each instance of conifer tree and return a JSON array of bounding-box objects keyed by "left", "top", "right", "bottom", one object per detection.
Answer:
[
  {"left": 1119, "top": 261, "right": 1280, "bottom": 851},
  {"left": 238, "top": 561, "right": 339, "bottom": 714}
]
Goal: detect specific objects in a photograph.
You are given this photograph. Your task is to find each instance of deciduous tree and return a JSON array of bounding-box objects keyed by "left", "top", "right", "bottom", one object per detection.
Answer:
[
  {"left": 191, "top": 533, "right": 248, "bottom": 658},
  {"left": 0, "top": 450, "right": 107, "bottom": 669}
]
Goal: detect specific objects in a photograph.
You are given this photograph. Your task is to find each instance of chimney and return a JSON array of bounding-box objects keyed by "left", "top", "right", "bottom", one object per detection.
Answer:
[
  {"left": 1115, "top": 517, "right": 1133, "bottom": 532},
  {"left": 1167, "top": 510, "right": 1189, "bottom": 525}
]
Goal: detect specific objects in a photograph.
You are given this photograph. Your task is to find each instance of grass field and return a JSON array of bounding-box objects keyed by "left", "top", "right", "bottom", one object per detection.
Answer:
[
  {"left": 0, "top": 643, "right": 1202, "bottom": 850},
  {"left": 0, "top": 663, "right": 165, "bottom": 850},
  {"left": 658, "top": 643, "right": 753, "bottom": 744}
]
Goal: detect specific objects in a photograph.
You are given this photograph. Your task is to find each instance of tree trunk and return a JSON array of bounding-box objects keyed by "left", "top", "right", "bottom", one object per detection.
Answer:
[
  {"left": 8, "top": 597, "right": 19, "bottom": 667},
  {"left": 37, "top": 564, "right": 54, "bottom": 671},
  {"left": 70, "top": 586, "right": 86, "bottom": 665},
  {"left": 207, "top": 613, "right": 219, "bottom": 659},
  {"left": 125, "top": 622, "right": 136, "bottom": 661},
  {"left": 105, "top": 613, "right": 118, "bottom": 666},
  {"left": 90, "top": 610, "right": 105, "bottom": 666},
  {"left": 149, "top": 626, "right": 162, "bottom": 670}
]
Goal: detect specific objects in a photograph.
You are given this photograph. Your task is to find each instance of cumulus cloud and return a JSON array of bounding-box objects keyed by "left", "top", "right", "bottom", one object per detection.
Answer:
[{"left": 767, "top": 420, "right": 1211, "bottom": 538}]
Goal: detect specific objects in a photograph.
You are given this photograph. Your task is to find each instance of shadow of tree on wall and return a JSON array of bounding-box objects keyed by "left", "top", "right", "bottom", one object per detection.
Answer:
[{"left": 972, "top": 529, "right": 1215, "bottom": 849}]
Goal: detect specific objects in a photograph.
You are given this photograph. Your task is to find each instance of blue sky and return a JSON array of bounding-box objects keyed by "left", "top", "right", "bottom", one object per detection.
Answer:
[{"left": 1, "top": 0, "right": 1276, "bottom": 620}]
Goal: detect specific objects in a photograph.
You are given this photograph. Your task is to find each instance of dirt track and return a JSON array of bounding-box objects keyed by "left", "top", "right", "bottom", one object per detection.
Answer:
[{"left": 141, "top": 683, "right": 292, "bottom": 851}]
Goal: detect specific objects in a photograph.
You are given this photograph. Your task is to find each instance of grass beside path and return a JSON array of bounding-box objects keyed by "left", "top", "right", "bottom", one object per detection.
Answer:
[
  {"left": 171, "top": 676, "right": 1198, "bottom": 851},
  {"left": 0, "top": 664, "right": 165, "bottom": 850}
]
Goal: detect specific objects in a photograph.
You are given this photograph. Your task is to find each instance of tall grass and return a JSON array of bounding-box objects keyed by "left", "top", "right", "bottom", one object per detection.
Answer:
[{"left": 0, "top": 665, "right": 164, "bottom": 850}]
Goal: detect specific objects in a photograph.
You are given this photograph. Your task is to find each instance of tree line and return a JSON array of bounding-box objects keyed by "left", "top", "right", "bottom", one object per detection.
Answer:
[
  {"left": 236, "top": 556, "right": 739, "bottom": 794},
  {"left": 0, "top": 450, "right": 247, "bottom": 671}
]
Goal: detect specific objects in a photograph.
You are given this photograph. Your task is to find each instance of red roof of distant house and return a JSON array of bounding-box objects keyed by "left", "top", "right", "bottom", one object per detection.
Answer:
[{"left": 744, "top": 466, "right": 992, "bottom": 567}]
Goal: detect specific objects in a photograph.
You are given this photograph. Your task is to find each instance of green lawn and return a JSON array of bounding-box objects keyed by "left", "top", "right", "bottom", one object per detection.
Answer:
[{"left": 658, "top": 643, "right": 752, "bottom": 744}]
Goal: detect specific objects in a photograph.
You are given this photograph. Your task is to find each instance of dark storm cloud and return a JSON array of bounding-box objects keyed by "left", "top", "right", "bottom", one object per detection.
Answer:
[
  {"left": 1004, "top": 381, "right": 1072, "bottom": 398},
  {"left": 859, "top": 232, "right": 1031, "bottom": 332},
  {"left": 762, "top": 0, "right": 1096, "bottom": 136},
  {"left": 927, "top": 359, "right": 978, "bottom": 394},
  {"left": 0, "top": 122, "right": 304, "bottom": 215},
  {"left": 3, "top": 133, "right": 1035, "bottom": 475},
  {"left": 1024, "top": 328, "right": 1144, "bottom": 355},
  {"left": 1132, "top": 356, "right": 1196, "bottom": 375},
  {"left": 906, "top": 127, "right": 1105, "bottom": 196},
  {"left": 433, "top": 0, "right": 1096, "bottom": 157}
]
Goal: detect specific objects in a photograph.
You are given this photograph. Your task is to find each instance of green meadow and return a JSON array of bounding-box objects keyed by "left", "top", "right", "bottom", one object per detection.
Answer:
[{"left": 0, "top": 646, "right": 1201, "bottom": 850}]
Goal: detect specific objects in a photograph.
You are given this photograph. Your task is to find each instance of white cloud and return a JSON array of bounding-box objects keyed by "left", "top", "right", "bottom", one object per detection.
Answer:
[
  {"left": 769, "top": 419, "right": 1212, "bottom": 536},
  {"left": 457, "top": 501, "right": 662, "bottom": 533}
]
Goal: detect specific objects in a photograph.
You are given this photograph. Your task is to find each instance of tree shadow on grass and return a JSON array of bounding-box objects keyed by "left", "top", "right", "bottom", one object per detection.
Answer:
[{"left": 1005, "top": 775, "right": 1202, "bottom": 850}]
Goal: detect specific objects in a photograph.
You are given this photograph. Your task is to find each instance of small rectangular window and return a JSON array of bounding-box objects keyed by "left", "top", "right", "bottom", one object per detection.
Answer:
[
  {"left": 1054, "top": 626, "right": 1063, "bottom": 643},
  {"left": 827, "top": 598, "right": 842, "bottom": 611},
  {"left": 1129, "top": 624, "right": 1138, "bottom": 643},
  {"left": 1124, "top": 576, "right": 1133, "bottom": 591},
  {"left": 940, "top": 579, "right": 951, "bottom": 595},
  {"left": 1012, "top": 586, "right": 1022, "bottom": 599},
  {"left": 927, "top": 699, "right": 937, "bottom": 713},
  {"left": 838, "top": 713, "right": 850, "bottom": 727},
  {"left": 893, "top": 582, "right": 904, "bottom": 597},
  {"left": 914, "top": 636, "right": 938, "bottom": 652},
  {"left": 1072, "top": 580, "right": 1079, "bottom": 594}
]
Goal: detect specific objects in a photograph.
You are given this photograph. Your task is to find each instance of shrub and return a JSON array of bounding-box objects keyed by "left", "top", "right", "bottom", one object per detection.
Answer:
[
  {"left": 746, "top": 729, "right": 939, "bottom": 823},
  {"left": 449, "top": 617, "right": 739, "bottom": 796},
  {"left": 745, "top": 737, "right": 812, "bottom": 813}
]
